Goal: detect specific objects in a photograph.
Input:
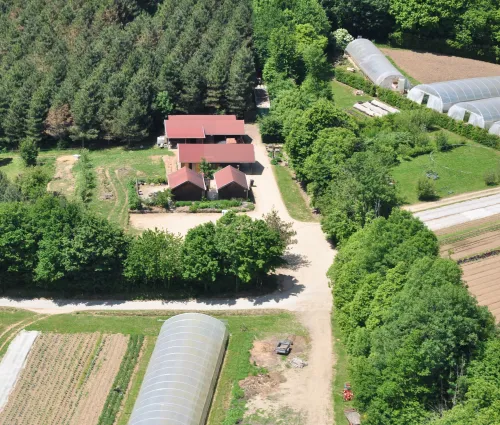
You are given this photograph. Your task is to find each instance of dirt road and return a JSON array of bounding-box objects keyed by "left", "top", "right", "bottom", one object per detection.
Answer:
[{"left": 0, "top": 124, "right": 335, "bottom": 425}]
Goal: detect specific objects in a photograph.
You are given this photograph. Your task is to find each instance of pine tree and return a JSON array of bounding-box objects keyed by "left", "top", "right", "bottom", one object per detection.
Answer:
[
  {"left": 3, "top": 86, "right": 32, "bottom": 148},
  {"left": 227, "top": 44, "right": 256, "bottom": 118},
  {"left": 26, "top": 82, "right": 53, "bottom": 145}
]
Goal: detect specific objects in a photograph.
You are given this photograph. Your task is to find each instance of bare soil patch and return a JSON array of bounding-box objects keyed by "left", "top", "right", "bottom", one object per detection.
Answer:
[
  {"left": 435, "top": 214, "right": 500, "bottom": 237},
  {"left": 462, "top": 256, "right": 500, "bottom": 322},
  {"left": 381, "top": 48, "right": 500, "bottom": 83},
  {"left": 163, "top": 155, "right": 177, "bottom": 175},
  {"left": 440, "top": 229, "right": 500, "bottom": 260},
  {"left": 96, "top": 166, "right": 114, "bottom": 201},
  {"left": 0, "top": 333, "right": 128, "bottom": 425},
  {"left": 244, "top": 335, "right": 310, "bottom": 419},
  {"left": 47, "top": 155, "right": 78, "bottom": 197}
]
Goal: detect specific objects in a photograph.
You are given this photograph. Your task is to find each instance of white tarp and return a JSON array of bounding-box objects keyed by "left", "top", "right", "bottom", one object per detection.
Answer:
[{"left": 0, "top": 330, "right": 40, "bottom": 411}]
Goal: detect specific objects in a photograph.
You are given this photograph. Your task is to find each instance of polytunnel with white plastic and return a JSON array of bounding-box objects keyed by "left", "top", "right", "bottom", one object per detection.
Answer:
[
  {"left": 407, "top": 77, "right": 500, "bottom": 113},
  {"left": 448, "top": 97, "right": 500, "bottom": 129},
  {"left": 489, "top": 121, "right": 500, "bottom": 136},
  {"left": 345, "top": 38, "right": 408, "bottom": 89},
  {"left": 128, "top": 313, "right": 228, "bottom": 425}
]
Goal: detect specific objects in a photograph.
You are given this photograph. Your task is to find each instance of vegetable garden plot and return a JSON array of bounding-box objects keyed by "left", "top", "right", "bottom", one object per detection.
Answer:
[{"left": 0, "top": 333, "right": 128, "bottom": 425}]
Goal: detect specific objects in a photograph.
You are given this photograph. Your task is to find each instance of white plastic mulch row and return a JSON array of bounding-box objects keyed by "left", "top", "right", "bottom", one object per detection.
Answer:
[
  {"left": 414, "top": 193, "right": 500, "bottom": 230},
  {"left": 0, "top": 330, "right": 40, "bottom": 411}
]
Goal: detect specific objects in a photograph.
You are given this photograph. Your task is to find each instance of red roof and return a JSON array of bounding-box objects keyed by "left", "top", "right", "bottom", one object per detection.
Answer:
[
  {"left": 164, "top": 116, "right": 245, "bottom": 139},
  {"left": 167, "top": 167, "right": 206, "bottom": 190},
  {"left": 168, "top": 115, "right": 237, "bottom": 121},
  {"left": 178, "top": 144, "right": 255, "bottom": 164},
  {"left": 215, "top": 166, "right": 249, "bottom": 190}
]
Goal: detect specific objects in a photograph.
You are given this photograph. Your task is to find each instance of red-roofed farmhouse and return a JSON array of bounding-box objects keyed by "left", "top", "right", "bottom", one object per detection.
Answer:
[
  {"left": 178, "top": 144, "right": 255, "bottom": 172},
  {"left": 164, "top": 115, "right": 245, "bottom": 147},
  {"left": 167, "top": 167, "right": 206, "bottom": 201},
  {"left": 214, "top": 166, "right": 249, "bottom": 199}
]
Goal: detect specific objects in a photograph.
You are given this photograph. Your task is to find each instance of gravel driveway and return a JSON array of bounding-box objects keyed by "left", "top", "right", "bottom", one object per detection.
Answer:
[{"left": 0, "top": 124, "right": 336, "bottom": 424}]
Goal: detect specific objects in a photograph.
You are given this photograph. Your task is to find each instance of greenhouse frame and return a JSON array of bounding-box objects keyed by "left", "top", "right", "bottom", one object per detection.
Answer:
[
  {"left": 448, "top": 97, "right": 500, "bottom": 129},
  {"left": 128, "top": 313, "right": 229, "bottom": 425},
  {"left": 345, "top": 38, "right": 408, "bottom": 90},
  {"left": 407, "top": 76, "right": 500, "bottom": 113}
]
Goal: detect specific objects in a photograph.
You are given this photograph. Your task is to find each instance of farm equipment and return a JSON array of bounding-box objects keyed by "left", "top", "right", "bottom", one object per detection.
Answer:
[
  {"left": 343, "top": 382, "right": 354, "bottom": 401},
  {"left": 275, "top": 339, "right": 293, "bottom": 355}
]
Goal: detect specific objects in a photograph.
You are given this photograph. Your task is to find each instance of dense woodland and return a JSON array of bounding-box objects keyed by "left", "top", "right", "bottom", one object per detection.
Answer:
[
  {"left": 324, "top": 0, "right": 500, "bottom": 62},
  {"left": 0, "top": 0, "right": 255, "bottom": 149}
]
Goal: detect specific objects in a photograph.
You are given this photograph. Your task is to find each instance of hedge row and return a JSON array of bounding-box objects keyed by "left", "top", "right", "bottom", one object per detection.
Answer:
[
  {"left": 74, "top": 150, "right": 96, "bottom": 203},
  {"left": 127, "top": 180, "right": 142, "bottom": 210},
  {"left": 334, "top": 71, "right": 500, "bottom": 150},
  {"left": 334, "top": 68, "right": 377, "bottom": 96}
]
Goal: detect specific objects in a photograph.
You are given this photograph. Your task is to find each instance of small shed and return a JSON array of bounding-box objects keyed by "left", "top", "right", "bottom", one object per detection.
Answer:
[
  {"left": 168, "top": 167, "right": 206, "bottom": 201},
  {"left": 344, "top": 408, "right": 361, "bottom": 425},
  {"left": 214, "top": 165, "right": 249, "bottom": 199}
]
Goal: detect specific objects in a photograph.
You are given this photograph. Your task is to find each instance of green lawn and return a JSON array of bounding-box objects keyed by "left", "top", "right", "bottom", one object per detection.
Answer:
[
  {"left": 392, "top": 133, "right": 500, "bottom": 204},
  {"left": 272, "top": 164, "right": 318, "bottom": 222},
  {"left": 22, "top": 309, "right": 305, "bottom": 425},
  {"left": 0, "top": 308, "right": 37, "bottom": 335},
  {"left": 331, "top": 80, "right": 373, "bottom": 110},
  {"left": 0, "top": 145, "right": 172, "bottom": 229}
]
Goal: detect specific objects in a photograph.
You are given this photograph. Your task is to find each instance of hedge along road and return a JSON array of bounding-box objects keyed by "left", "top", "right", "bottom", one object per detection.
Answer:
[{"left": 0, "top": 124, "right": 336, "bottom": 425}]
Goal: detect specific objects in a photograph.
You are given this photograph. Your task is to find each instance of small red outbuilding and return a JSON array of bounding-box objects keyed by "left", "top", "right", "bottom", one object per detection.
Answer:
[
  {"left": 167, "top": 167, "right": 206, "bottom": 201},
  {"left": 214, "top": 166, "right": 249, "bottom": 199}
]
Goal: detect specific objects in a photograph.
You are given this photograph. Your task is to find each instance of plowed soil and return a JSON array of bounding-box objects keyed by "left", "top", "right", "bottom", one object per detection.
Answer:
[
  {"left": 440, "top": 230, "right": 500, "bottom": 260},
  {"left": 0, "top": 333, "right": 128, "bottom": 425},
  {"left": 381, "top": 48, "right": 500, "bottom": 83},
  {"left": 462, "top": 256, "right": 500, "bottom": 322},
  {"left": 47, "top": 155, "right": 78, "bottom": 197}
]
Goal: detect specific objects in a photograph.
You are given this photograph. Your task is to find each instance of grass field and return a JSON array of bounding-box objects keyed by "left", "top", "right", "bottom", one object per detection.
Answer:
[
  {"left": 272, "top": 164, "right": 318, "bottom": 222},
  {"left": 0, "top": 145, "right": 171, "bottom": 229},
  {"left": 392, "top": 134, "right": 500, "bottom": 204},
  {"left": 19, "top": 309, "right": 305, "bottom": 425},
  {"left": 331, "top": 80, "right": 373, "bottom": 111}
]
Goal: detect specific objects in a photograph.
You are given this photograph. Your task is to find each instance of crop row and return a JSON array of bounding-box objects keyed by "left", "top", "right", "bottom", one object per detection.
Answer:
[{"left": 97, "top": 335, "right": 145, "bottom": 425}]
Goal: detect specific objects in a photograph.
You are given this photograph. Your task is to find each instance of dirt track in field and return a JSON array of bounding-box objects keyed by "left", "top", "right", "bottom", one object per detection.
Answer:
[
  {"left": 462, "top": 256, "right": 500, "bottom": 321},
  {"left": 0, "top": 333, "right": 128, "bottom": 425},
  {"left": 47, "top": 155, "right": 77, "bottom": 197},
  {"left": 440, "top": 230, "right": 500, "bottom": 260},
  {"left": 381, "top": 48, "right": 500, "bottom": 83}
]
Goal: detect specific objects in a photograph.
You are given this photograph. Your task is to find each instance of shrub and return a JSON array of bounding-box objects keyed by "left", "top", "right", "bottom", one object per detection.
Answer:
[
  {"left": 484, "top": 171, "right": 498, "bottom": 186},
  {"left": 333, "top": 28, "right": 354, "bottom": 51},
  {"left": 334, "top": 68, "right": 377, "bottom": 96},
  {"left": 19, "top": 137, "right": 39, "bottom": 167},
  {"left": 417, "top": 177, "right": 438, "bottom": 200},
  {"left": 74, "top": 150, "right": 96, "bottom": 203},
  {"left": 150, "top": 189, "right": 172, "bottom": 209},
  {"left": 259, "top": 114, "right": 284, "bottom": 143},
  {"left": 145, "top": 176, "right": 167, "bottom": 185},
  {"left": 127, "top": 180, "right": 142, "bottom": 210},
  {"left": 435, "top": 131, "right": 451, "bottom": 151}
]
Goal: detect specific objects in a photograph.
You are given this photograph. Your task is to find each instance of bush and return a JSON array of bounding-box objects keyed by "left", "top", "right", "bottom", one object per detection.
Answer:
[
  {"left": 259, "top": 114, "right": 284, "bottom": 143},
  {"left": 74, "top": 150, "right": 96, "bottom": 203},
  {"left": 417, "top": 177, "right": 438, "bottom": 200},
  {"left": 16, "top": 167, "right": 50, "bottom": 200},
  {"left": 150, "top": 189, "right": 172, "bottom": 209},
  {"left": 334, "top": 68, "right": 377, "bottom": 96},
  {"left": 435, "top": 131, "right": 451, "bottom": 151},
  {"left": 127, "top": 180, "right": 142, "bottom": 210},
  {"left": 145, "top": 176, "right": 167, "bottom": 185},
  {"left": 484, "top": 171, "right": 498, "bottom": 186},
  {"left": 175, "top": 199, "right": 245, "bottom": 212},
  {"left": 19, "top": 137, "right": 39, "bottom": 167},
  {"left": 333, "top": 28, "right": 354, "bottom": 51}
]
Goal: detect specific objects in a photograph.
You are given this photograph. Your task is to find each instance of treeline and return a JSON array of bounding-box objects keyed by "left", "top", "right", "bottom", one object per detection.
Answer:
[
  {"left": 324, "top": 0, "right": 500, "bottom": 63},
  {"left": 329, "top": 210, "right": 498, "bottom": 424},
  {"left": 0, "top": 191, "right": 293, "bottom": 294},
  {"left": 0, "top": 0, "right": 255, "bottom": 149}
]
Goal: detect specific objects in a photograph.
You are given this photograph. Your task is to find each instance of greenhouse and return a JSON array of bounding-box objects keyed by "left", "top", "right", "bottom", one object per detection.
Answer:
[
  {"left": 448, "top": 97, "right": 500, "bottom": 129},
  {"left": 407, "top": 76, "right": 500, "bottom": 113},
  {"left": 345, "top": 38, "right": 408, "bottom": 90},
  {"left": 489, "top": 121, "right": 500, "bottom": 136},
  {"left": 128, "top": 313, "right": 228, "bottom": 425}
]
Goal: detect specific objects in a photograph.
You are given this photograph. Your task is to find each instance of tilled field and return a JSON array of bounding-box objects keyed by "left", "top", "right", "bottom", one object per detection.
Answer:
[
  {"left": 0, "top": 332, "right": 129, "bottom": 425},
  {"left": 462, "top": 256, "right": 500, "bottom": 321},
  {"left": 381, "top": 48, "right": 500, "bottom": 83},
  {"left": 440, "top": 229, "right": 500, "bottom": 260}
]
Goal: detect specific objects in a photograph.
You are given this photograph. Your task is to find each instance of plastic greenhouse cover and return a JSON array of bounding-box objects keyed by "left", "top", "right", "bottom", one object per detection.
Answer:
[
  {"left": 448, "top": 97, "right": 500, "bottom": 128},
  {"left": 345, "top": 39, "right": 404, "bottom": 88},
  {"left": 128, "top": 313, "right": 228, "bottom": 425},
  {"left": 408, "top": 77, "right": 500, "bottom": 111},
  {"left": 489, "top": 121, "right": 500, "bottom": 135}
]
